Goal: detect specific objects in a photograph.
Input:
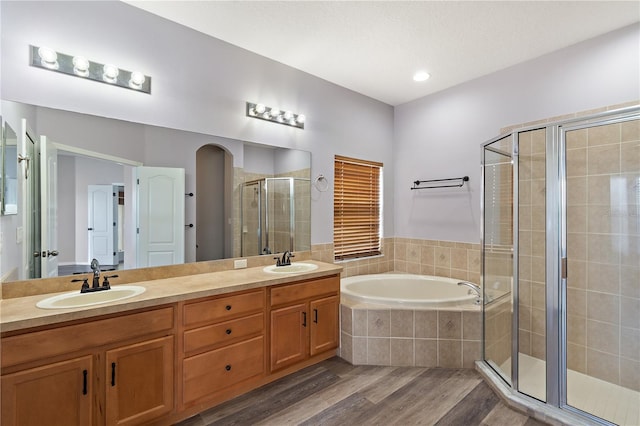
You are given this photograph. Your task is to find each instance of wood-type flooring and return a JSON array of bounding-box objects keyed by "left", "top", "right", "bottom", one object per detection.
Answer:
[{"left": 177, "top": 357, "right": 546, "bottom": 426}]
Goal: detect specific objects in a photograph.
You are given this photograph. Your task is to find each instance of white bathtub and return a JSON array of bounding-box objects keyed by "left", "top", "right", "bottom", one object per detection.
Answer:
[{"left": 340, "top": 273, "right": 478, "bottom": 308}]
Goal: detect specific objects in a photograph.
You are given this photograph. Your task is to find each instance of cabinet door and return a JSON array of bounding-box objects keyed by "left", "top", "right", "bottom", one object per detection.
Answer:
[
  {"left": 105, "top": 336, "right": 174, "bottom": 426},
  {"left": 310, "top": 295, "right": 339, "bottom": 356},
  {"left": 270, "top": 303, "right": 308, "bottom": 371},
  {"left": 1, "top": 356, "right": 92, "bottom": 426}
]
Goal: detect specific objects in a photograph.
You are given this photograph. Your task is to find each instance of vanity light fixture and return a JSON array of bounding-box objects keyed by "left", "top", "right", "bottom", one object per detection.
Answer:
[
  {"left": 246, "top": 102, "right": 305, "bottom": 129},
  {"left": 29, "top": 45, "right": 151, "bottom": 94}
]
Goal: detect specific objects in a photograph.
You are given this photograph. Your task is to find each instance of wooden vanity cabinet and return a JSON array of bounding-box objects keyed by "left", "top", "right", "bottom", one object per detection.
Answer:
[
  {"left": 180, "top": 288, "right": 266, "bottom": 408},
  {"left": 269, "top": 275, "right": 340, "bottom": 372},
  {"left": 1, "top": 306, "right": 175, "bottom": 426},
  {"left": 1, "top": 355, "right": 93, "bottom": 426}
]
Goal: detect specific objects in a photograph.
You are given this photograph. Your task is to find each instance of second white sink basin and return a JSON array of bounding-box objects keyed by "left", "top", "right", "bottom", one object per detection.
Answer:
[
  {"left": 263, "top": 262, "right": 319, "bottom": 274},
  {"left": 36, "top": 285, "right": 146, "bottom": 310}
]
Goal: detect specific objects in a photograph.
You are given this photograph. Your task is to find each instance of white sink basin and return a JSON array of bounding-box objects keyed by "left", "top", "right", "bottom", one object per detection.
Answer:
[
  {"left": 263, "top": 262, "right": 319, "bottom": 274},
  {"left": 36, "top": 285, "right": 146, "bottom": 310}
]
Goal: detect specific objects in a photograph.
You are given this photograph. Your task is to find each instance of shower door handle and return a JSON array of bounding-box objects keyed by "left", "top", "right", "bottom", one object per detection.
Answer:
[{"left": 561, "top": 257, "right": 567, "bottom": 279}]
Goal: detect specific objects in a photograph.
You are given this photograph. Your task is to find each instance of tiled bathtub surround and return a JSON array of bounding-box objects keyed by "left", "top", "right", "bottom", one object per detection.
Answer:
[
  {"left": 312, "top": 238, "right": 482, "bottom": 368},
  {"left": 339, "top": 303, "right": 481, "bottom": 368},
  {"left": 312, "top": 238, "right": 481, "bottom": 284}
]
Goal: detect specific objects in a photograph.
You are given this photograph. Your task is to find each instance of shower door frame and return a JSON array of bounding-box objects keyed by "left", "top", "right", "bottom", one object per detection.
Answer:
[{"left": 481, "top": 104, "right": 640, "bottom": 426}]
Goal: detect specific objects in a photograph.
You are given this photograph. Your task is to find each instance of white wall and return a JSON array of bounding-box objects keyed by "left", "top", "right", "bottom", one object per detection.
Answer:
[
  {"left": 0, "top": 1, "right": 395, "bottom": 248},
  {"left": 393, "top": 23, "right": 640, "bottom": 243}
]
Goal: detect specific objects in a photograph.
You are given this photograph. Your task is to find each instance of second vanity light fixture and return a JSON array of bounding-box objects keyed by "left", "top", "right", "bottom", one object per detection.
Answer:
[
  {"left": 29, "top": 45, "right": 151, "bottom": 94},
  {"left": 246, "top": 102, "right": 305, "bottom": 129}
]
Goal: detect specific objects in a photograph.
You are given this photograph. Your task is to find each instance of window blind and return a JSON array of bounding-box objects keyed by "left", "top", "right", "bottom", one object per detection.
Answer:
[{"left": 333, "top": 155, "right": 382, "bottom": 260}]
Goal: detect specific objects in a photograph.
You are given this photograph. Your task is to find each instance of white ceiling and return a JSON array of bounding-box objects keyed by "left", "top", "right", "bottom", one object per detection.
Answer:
[{"left": 125, "top": 1, "right": 639, "bottom": 106}]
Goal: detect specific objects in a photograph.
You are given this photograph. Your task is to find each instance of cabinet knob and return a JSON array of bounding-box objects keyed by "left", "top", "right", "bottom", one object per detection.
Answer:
[
  {"left": 225, "top": 305, "right": 232, "bottom": 311},
  {"left": 226, "top": 329, "right": 232, "bottom": 335},
  {"left": 225, "top": 365, "right": 232, "bottom": 371}
]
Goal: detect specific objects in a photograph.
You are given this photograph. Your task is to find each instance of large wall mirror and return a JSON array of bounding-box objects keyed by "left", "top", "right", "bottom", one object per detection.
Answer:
[
  {"left": 2, "top": 118, "right": 18, "bottom": 215},
  {"left": 0, "top": 100, "right": 311, "bottom": 284}
]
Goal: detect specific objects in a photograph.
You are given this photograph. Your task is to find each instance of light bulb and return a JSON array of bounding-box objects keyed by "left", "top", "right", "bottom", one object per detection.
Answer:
[
  {"left": 129, "top": 71, "right": 145, "bottom": 88},
  {"left": 262, "top": 112, "right": 270, "bottom": 119},
  {"left": 270, "top": 108, "right": 281, "bottom": 118},
  {"left": 38, "top": 47, "right": 58, "bottom": 69},
  {"left": 296, "top": 114, "right": 306, "bottom": 124},
  {"left": 255, "top": 104, "right": 266, "bottom": 114},
  {"left": 283, "top": 111, "right": 293, "bottom": 121},
  {"left": 103, "top": 64, "right": 119, "bottom": 83},
  {"left": 72, "top": 56, "right": 90, "bottom": 76}
]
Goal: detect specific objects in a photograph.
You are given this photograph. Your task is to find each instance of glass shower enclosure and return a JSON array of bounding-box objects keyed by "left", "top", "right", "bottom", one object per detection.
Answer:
[
  {"left": 240, "top": 177, "right": 310, "bottom": 257},
  {"left": 481, "top": 106, "right": 639, "bottom": 425}
]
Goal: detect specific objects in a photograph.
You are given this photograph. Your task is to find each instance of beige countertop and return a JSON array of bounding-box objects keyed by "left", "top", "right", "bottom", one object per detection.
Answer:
[{"left": 1, "top": 261, "right": 342, "bottom": 333}]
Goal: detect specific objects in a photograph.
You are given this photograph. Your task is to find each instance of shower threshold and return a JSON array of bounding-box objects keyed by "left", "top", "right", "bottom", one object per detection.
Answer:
[{"left": 499, "top": 354, "right": 639, "bottom": 425}]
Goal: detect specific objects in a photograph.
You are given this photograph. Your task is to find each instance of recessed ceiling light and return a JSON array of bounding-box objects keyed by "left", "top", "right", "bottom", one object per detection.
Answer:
[{"left": 413, "top": 71, "right": 431, "bottom": 82}]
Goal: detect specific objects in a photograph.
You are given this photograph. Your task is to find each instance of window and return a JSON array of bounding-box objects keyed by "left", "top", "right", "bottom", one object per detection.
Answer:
[{"left": 333, "top": 155, "right": 382, "bottom": 261}]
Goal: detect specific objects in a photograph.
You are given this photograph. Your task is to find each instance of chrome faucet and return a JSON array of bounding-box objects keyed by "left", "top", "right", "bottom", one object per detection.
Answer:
[
  {"left": 458, "top": 281, "right": 481, "bottom": 297},
  {"left": 90, "top": 258, "right": 101, "bottom": 289},
  {"left": 274, "top": 251, "right": 294, "bottom": 267}
]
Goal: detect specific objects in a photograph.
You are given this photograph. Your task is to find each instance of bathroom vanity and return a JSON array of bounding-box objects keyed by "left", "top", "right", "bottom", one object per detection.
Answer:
[{"left": 0, "top": 261, "right": 341, "bottom": 426}]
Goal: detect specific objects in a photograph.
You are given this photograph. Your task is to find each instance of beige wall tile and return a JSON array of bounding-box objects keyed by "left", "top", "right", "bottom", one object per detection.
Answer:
[
  {"left": 620, "top": 358, "right": 640, "bottom": 392},
  {"left": 567, "top": 343, "right": 586, "bottom": 374},
  {"left": 368, "top": 310, "right": 390, "bottom": 337},
  {"left": 587, "top": 234, "right": 621, "bottom": 265},
  {"left": 340, "top": 332, "right": 353, "bottom": 363},
  {"left": 621, "top": 267, "right": 640, "bottom": 298},
  {"left": 586, "top": 320, "right": 619, "bottom": 355},
  {"left": 531, "top": 333, "right": 546, "bottom": 360},
  {"left": 438, "top": 340, "right": 462, "bottom": 368},
  {"left": 621, "top": 327, "right": 639, "bottom": 361},
  {"left": 587, "top": 292, "right": 620, "bottom": 324},
  {"left": 420, "top": 246, "right": 435, "bottom": 266},
  {"left": 390, "top": 310, "right": 414, "bottom": 338},
  {"left": 566, "top": 128, "right": 588, "bottom": 149},
  {"left": 415, "top": 339, "right": 437, "bottom": 367},
  {"left": 567, "top": 260, "right": 587, "bottom": 289},
  {"left": 567, "top": 206, "right": 587, "bottom": 233},
  {"left": 588, "top": 123, "right": 621, "bottom": 147},
  {"left": 438, "top": 311, "right": 462, "bottom": 339},
  {"left": 341, "top": 304, "right": 353, "bottom": 335},
  {"left": 463, "top": 311, "right": 482, "bottom": 340},
  {"left": 353, "top": 309, "right": 367, "bottom": 336},
  {"left": 587, "top": 175, "right": 613, "bottom": 205},
  {"left": 567, "top": 148, "right": 587, "bottom": 178},
  {"left": 567, "top": 233, "right": 587, "bottom": 261},
  {"left": 621, "top": 296, "right": 640, "bottom": 329},
  {"left": 586, "top": 262, "right": 620, "bottom": 294},
  {"left": 587, "top": 144, "right": 621, "bottom": 175},
  {"left": 434, "top": 247, "right": 451, "bottom": 268},
  {"left": 390, "top": 338, "right": 414, "bottom": 366},
  {"left": 567, "top": 315, "right": 586, "bottom": 345},
  {"left": 462, "top": 340, "right": 481, "bottom": 368},
  {"left": 587, "top": 349, "right": 620, "bottom": 384},
  {"left": 621, "top": 119, "right": 640, "bottom": 142},
  {"left": 567, "top": 177, "right": 587, "bottom": 206},
  {"left": 531, "top": 308, "right": 546, "bottom": 336},
  {"left": 621, "top": 141, "right": 640, "bottom": 173},
  {"left": 352, "top": 337, "right": 367, "bottom": 364},
  {"left": 415, "top": 310, "right": 437, "bottom": 338},
  {"left": 567, "top": 288, "right": 587, "bottom": 318},
  {"left": 367, "top": 338, "right": 390, "bottom": 365}
]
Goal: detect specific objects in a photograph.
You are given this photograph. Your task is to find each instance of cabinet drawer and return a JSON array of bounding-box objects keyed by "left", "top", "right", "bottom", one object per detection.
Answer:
[
  {"left": 183, "top": 290, "right": 264, "bottom": 328},
  {"left": 183, "top": 336, "right": 264, "bottom": 404},
  {"left": 183, "top": 313, "right": 264, "bottom": 355},
  {"left": 270, "top": 275, "right": 339, "bottom": 307},
  {"left": 2, "top": 307, "right": 174, "bottom": 369}
]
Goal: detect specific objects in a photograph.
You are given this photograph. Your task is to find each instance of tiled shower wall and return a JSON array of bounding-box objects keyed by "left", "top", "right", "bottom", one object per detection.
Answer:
[{"left": 565, "top": 120, "right": 640, "bottom": 391}]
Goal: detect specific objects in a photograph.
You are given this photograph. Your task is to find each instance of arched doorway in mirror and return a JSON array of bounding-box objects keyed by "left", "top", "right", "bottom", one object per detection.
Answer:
[{"left": 195, "top": 144, "right": 233, "bottom": 261}]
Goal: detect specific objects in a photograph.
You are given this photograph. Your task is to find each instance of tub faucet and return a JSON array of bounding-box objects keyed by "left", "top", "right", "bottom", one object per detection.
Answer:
[
  {"left": 458, "top": 281, "right": 481, "bottom": 297},
  {"left": 90, "top": 258, "right": 101, "bottom": 289}
]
